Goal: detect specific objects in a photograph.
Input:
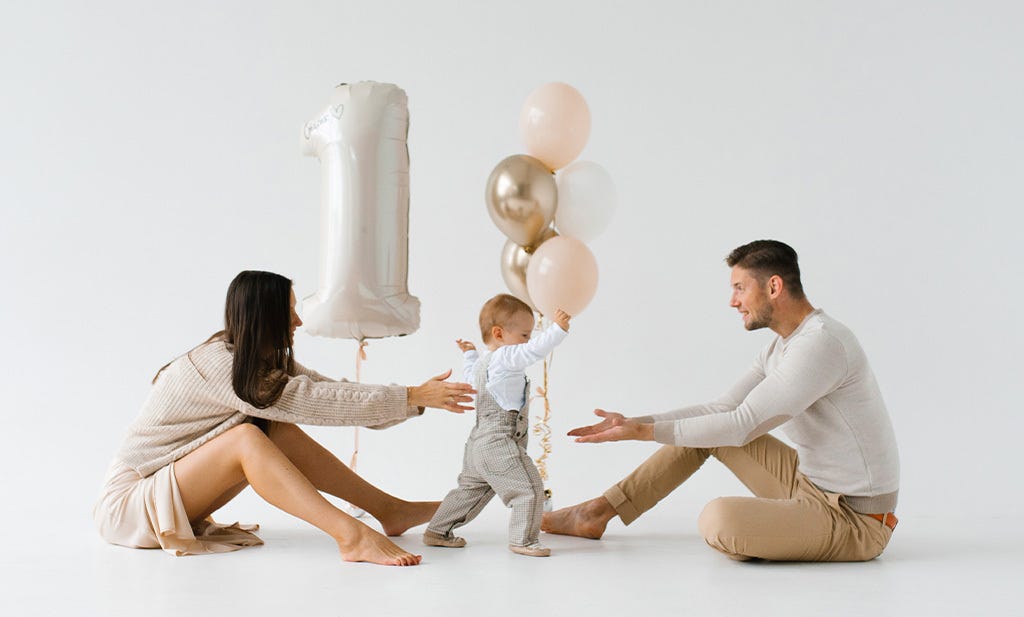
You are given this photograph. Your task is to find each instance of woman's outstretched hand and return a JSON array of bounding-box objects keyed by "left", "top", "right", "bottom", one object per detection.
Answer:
[{"left": 407, "top": 369, "right": 476, "bottom": 413}]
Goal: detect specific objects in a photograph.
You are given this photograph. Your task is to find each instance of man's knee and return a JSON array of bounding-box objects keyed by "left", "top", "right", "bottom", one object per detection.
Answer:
[
  {"left": 705, "top": 445, "right": 745, "bottom": 464},
  {"left": 697, "top": 497, "right": 738, "bottom": 541},
  {"left": 696, "top": 497, "right": 754, "bottom": 559}
]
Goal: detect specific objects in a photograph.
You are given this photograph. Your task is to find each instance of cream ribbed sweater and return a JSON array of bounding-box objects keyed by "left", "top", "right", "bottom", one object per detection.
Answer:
[{"left": 116, "top": 341, "right": 420, "bottom": 477}]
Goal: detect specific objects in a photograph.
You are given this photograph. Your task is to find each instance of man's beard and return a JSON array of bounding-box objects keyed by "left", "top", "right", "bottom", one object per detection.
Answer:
[{"left": 744, "top": 304, "right": 773, "bottom": 331}]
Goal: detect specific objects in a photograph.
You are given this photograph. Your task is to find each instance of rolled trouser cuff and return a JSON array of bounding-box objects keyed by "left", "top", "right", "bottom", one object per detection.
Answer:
[{"left": 604, "top": 484, "right": 642, "bottom": 526}]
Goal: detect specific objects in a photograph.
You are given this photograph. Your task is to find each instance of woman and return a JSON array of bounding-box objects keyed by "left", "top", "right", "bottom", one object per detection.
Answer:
[{"left": 94, "top": 271, "right": 475, "bottom": 566}]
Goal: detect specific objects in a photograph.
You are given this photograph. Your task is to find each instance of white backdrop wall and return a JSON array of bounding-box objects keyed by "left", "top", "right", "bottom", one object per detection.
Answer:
[{"left": 2, "top": 0, "right": 1021, "bottom": 539}]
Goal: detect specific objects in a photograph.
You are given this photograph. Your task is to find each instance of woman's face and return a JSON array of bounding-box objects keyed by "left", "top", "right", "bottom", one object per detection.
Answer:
[{"left": 289, "top": 289, "right": 303, "bottom": 342}]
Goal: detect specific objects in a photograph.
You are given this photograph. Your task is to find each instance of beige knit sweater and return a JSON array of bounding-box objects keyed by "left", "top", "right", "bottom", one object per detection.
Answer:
[{"left": 116, "top": 341, "right": 420, "bottom": 477}]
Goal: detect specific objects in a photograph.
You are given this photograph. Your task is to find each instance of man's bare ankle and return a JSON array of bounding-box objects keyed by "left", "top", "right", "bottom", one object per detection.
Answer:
[{"left": 586, "top": 496, "right": 616, "bottom": 522}]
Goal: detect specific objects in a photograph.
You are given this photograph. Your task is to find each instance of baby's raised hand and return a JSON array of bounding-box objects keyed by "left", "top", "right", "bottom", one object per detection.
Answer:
[
  {"left": 553, "top": 309, "right": 571, "bottom": 332},
  {"left": 455, "top": 338, "right": 476, "bottom": 352}
]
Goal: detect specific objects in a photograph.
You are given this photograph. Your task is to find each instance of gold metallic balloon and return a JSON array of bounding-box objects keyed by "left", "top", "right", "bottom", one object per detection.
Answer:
[
  {"left": 499, "top": 228, "right": 557, "bottom": 312},
  {"left": 485, "top": 154, "right": 558, "bottom": 250}
]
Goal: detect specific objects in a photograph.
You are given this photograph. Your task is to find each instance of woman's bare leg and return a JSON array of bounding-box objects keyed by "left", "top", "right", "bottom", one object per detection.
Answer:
[
  {"left": 266, "top": 422, "right": 439, "bottom": 536},
  {"left": 191, "top": 480, "right": 248, "bottom": 523},
  {"left": 173, "top": 423, "right": 421, "bottom": 566}
]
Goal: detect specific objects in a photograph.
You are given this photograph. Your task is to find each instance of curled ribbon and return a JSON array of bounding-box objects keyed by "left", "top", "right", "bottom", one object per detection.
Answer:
[
  {"left": 531, "top": 319, "right": 554, "bottom": 483},
  {"left": 350, "top": 339, "right": 369, "bottom": 471}
]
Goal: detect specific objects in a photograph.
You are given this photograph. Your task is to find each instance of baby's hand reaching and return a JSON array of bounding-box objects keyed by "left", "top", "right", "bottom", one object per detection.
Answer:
[
  {"left": 456, "top": 338, "right": 476, "bottom": 352},
  {"left": 553, "top": 309, "right": 571, "bottom": 332}
]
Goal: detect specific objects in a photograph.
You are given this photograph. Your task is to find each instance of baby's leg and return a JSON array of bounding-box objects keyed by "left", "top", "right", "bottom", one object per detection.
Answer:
[
  {"left": 425, "top": 467, "right": 494, "bottom": 546},
  {"left": 482, "top": 438, "right": 546, "bottom": 550}
]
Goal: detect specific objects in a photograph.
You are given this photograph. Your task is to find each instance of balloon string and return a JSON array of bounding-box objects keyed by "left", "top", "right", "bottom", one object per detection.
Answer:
[
  {"left": 350, "top": 340, "right": 368, "bottom": 471},
  {"left": 532, "top": 318, "right": 553, "bottom": 482}
]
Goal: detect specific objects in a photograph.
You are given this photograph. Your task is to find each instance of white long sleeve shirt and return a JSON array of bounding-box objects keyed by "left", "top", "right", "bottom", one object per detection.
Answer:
[
  {"left": 463, "top": 322, "right": 568, "bottom": 411},
  {"left": 639, "top": 309, "right": 899, "bottom": 513}
]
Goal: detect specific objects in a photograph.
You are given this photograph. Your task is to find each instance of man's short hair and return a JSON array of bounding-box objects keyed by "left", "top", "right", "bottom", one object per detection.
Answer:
[
  {"left": 726, "top": 240, "right": 805, "bottom": 299},
  {"left": 479, "top": 294, "right": 533, "bottom": 343}
]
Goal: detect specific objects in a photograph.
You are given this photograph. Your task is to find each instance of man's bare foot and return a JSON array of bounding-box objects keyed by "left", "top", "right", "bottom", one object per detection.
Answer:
[
  {"left": 336, "top": 526, "right": 422, "bottom": 566},
  {"left": 379, "top": 500, "right": 441, "bottom": 537},
  {"left": 541, "top": 497, "right": 616, "bottom": 539}
]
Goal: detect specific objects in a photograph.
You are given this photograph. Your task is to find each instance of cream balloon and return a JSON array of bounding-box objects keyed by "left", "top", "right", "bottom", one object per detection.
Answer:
[
  {"left": 554, "top": 161, "right": 616, "bottom": 243},
  {"left": 499, "top": 227, "right": 557, "bottom": 312},
  {"left": 519, "top": 82, "right": 591, "bottom": 171},
  {"left": 485, "top": 154, "right": 558, "bottom": 250},
  {"left": 526, "top": 236, "right": 599, "bottom": 318},
  {"left": 300, "top": 81, "right": 420, "bottom": 340}
]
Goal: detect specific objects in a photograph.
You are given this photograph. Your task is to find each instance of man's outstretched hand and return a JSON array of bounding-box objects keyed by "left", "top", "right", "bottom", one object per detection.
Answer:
[{"left": 569, "top": 409, "right": 655, "bottom": 443}]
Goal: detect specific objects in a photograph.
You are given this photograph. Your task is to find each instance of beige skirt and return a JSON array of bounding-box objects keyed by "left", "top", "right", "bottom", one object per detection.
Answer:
[{"left": 93, "top": 459, "right": 263, "bottom": 556}]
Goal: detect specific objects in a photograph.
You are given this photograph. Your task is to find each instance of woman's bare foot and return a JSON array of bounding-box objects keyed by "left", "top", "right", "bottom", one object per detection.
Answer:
[
  {"left": 378, "top": 500, "right": 441, "bottom": 537},
  {"left": 336, "top": 525, "right": 422, "bottom": 566},
  {"left": 541, "top": 497, "right": 616, "bottom": 539}
]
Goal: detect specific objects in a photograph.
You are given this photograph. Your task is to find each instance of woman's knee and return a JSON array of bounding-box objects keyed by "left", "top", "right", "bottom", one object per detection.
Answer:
[
  {"left": 265, "top": 420, "right": 299, "bottom": 441},
  {"left": 223, "top": 422, "right": 272, "bottom": 453}
]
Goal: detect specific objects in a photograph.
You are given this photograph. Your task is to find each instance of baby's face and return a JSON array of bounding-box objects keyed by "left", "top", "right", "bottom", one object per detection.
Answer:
[{"left": 498, "top": 310, "right": 535, "bottom": 346}]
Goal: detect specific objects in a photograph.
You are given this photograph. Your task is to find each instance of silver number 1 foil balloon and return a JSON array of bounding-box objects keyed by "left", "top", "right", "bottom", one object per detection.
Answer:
[{"left": 300, "top": 81, "right": 420, "bottom": 340}]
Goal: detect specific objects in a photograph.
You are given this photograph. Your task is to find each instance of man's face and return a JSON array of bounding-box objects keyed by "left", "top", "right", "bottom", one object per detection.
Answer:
[{"left": 730, "top": 267, "right": 773, "bottom": 331}]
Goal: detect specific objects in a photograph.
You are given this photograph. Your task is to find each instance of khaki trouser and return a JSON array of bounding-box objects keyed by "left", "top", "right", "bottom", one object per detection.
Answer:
[{"left": 604, "top": 435, "right": 893, "bottom": 561}]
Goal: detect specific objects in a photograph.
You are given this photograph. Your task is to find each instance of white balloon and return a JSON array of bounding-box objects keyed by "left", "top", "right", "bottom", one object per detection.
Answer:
[
  {"left": 554, "top": 161, "right": 616, "bottom": 243},
  {"left": 300, "top": 82, "right": 420, "bottom": 340}
]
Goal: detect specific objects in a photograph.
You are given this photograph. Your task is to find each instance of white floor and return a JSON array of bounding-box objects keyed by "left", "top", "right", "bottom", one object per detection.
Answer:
[{"left": 3, "top": 499, "right": 1021, "bottom": 617}]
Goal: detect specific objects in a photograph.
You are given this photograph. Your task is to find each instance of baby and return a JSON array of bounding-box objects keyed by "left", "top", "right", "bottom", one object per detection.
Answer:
[{"left": 423, "top": 294, "right": 570, "bottom": 557}]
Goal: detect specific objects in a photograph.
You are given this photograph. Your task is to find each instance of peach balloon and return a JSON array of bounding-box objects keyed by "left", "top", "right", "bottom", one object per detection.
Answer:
[
  {"left": 526, "top": 236, "right": 598, "bottom": 318},
  {"left": 519, "top": 82, "right": 591, "bottom": 171}
]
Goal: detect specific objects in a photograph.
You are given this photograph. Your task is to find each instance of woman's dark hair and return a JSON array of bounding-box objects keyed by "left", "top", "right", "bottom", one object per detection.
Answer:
[
  {"left": 222, "top": 270, "right": 296, "bottom": 408},
  {"left": 153, "top": 270, "right": 296, "bottom": 409},
  {"left": 725, "top": 240, "right": 805, "bottom": 299}
]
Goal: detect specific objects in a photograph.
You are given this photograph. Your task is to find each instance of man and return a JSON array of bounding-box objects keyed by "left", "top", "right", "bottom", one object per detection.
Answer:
[{"left": 542, "top": 240, "right": 899, "bottom": 561}]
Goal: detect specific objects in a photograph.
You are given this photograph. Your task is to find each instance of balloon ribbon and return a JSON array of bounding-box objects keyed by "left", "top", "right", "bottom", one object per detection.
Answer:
[
  {"left": 350, "top": 339, "right": 368, "bottom": 471},
  {"left": 532, "top": 320, "right": 553, "bottom": 482}
]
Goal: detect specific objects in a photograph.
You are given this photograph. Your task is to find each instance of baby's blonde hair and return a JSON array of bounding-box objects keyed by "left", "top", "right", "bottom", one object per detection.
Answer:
[{"left": 479, "top": 294, "right": 533, "bottom": 343}]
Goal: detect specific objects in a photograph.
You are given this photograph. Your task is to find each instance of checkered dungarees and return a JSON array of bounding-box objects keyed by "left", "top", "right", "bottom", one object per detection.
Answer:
[{"left": 426, "top": 352, "right": 545, "bottom": 547}]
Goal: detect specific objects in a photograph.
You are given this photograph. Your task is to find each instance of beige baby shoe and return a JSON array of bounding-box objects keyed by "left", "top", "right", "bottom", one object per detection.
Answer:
[
  {"left": 423, "top": 530, "right": 467, "bottom": 548},
  {"left": 509, "top": 542, "right": 551, "bottom": 557}
]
